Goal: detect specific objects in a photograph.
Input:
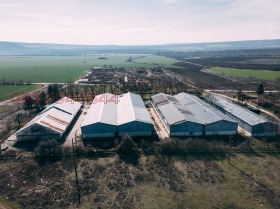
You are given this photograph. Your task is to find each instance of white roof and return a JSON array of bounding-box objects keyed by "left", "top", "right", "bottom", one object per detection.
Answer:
[
  {"left": 17, "top": 97, "right": 82, "bottom": 134},
  {"left": 82, "top": 93, "right": 118, "bottom": 126},
  {"left": 41, "top": 97, "right": 82, "bottom": 116},
  {"left": 81, "top": 92, "right": 152, "bottom": 127}
]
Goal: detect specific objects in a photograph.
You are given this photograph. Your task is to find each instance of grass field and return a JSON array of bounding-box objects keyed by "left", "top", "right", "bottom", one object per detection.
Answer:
[
  {"left": 131, "top": 55, "right": 177, "bottom": 66},
  {"left": 210, "top": 67, "right": 280, "bottom": 80},
  {"left": 0, "top": 85, "right": 42, "bottom": 102},
  {"left": 0, "top": 55, "right": 178, "bottom": 83}
]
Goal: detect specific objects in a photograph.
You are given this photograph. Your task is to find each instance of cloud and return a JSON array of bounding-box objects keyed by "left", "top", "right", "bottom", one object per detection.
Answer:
[
  {"left": 0, "top": 0, "right": 279, "bottom": 45},
  {"left": 161, "top": 0, "right": 182, "bottom": 6}
]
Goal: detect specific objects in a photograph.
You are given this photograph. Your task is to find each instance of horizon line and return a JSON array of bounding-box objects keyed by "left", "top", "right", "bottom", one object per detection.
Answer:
[{"left": 1, "top": 38, "right": 280, "bottom": 47}]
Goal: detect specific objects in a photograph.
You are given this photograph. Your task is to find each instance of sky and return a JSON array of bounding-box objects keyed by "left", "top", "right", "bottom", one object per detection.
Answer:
[{"left": 0, "top": 0, "right": 279, "bottom": 45}]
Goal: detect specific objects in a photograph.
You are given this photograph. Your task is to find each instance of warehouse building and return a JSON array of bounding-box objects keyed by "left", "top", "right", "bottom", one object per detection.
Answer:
[
  {"left": 151, "top": 92, "right": 238, "bottom": 136},
  {"left": 81, "top": 92, "right": 153, "bottom": 139},
  {"left": 16, "top": 97, "right": 82, "bottom": 141},
  {"left": 206, "top": 94, "right": 278, "bottom": 136}
]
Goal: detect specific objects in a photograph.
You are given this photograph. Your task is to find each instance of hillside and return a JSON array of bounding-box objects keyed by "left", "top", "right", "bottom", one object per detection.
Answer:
[{"left": 1, "top": 39, "right": 280, "bottom": 56}]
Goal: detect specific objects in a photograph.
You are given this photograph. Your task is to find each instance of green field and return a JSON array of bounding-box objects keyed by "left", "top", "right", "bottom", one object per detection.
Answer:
[
  {"left": 0, "top": 85, "right": 42, "bottom": 102},
  {"left": 131, "top": 55, "right": 177, "bottom": 66},
  {"left": 0, "top": 55, "right": 178, "bottom": 83},
  {"left": 210, "top": 67, "right": 280, "bottom": 80}
]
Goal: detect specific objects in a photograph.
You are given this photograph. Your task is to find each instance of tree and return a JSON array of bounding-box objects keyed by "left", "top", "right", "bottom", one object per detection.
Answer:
[
  {"left": 14, "top": 112, "right": 25, "bottom": 129},
  {"left": 116, "top": 135, "right": 137, "bottom": 155},
  {"left": 256, "top": 84, "right": 264, "bottom": 96},
  {"left": 83, "top": 85, "right": 89, "bottom": 102},
  {"left": 35, "top": 139, "right": 60, "bottom": 156},
  {"left": 237, "top": 90, "right": 244, "bottom": 101},
  {"left": 24, "top": 95, "right": 34, "bottom": 110},
  {"left": 116, "top": 136, "right": 139, "bottom": 164},
  {"left": 207, "top": 93, "right": 218, "bottom": 105},
  {"left": 48, "top": 84, "right": 60, "bottom": 102},
  {"left": 38, "top": 91, "right": 47, "bottom": 110},
  {"left": 89, "top": 85, "right": 95, "bottom": 100}
]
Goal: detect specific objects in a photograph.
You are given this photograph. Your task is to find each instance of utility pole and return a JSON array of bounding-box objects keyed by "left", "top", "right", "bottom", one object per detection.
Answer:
[
  {"left": 228, "top": 135, "right": 233, "bottom": 163},
  {"left": 72, "top": 137, "right": 81, "bottom": 205}
]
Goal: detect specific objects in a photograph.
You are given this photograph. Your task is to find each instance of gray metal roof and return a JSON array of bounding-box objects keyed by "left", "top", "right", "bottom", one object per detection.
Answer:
[
  {"left": 41, "top": 97, "right": 82, "bottom": 116},
  {"left": 152, "top": 92, "right": 236, "bottom": 126},
  {"left": 81, "top": 92, "right": 152, "bottom": 127},
  {"left": 17, "top": 97, "right": 82, "bottom": 134},
  {"left": 209, "top": 94, "right": 268, "bottom": 126}
]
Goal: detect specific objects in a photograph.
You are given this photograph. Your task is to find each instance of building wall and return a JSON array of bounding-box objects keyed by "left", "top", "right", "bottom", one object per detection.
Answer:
[
  {"left": 170, "top": 122, "right": 203, "bottom": 137},
  {"left": 205, "top": 120, "right": 238, "bottom": 136},
  {"left": 211, "top": 103, "right": 254, "bottom": 134},
  {"left": 16, "top": 124, "right": 62, "bottom": 141},
  {"left": 81, "top": 123, "right": 117, "bottom": 139},
  {"left": 252, "top": 122, "right": 278, "bottom": 136},
  {"left": 119, "top": 121, "right": 153, "bottom": 137}
]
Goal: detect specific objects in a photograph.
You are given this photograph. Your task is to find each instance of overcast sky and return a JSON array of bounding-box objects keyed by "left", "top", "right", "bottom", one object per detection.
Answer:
[{"left": 0, "top": 0, "right": 279, "bottom": 45}]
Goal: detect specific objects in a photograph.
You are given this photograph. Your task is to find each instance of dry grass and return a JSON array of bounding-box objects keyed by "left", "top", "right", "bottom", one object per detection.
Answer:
[{"left": 0, "top": 152, "right": 279, "bottom": 209}]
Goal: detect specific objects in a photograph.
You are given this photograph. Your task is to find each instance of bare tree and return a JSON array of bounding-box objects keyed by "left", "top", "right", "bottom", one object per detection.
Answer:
[
  {"left": 89, "top": 85, "right": 95, "bottom": 100},
  {"left": 207, "top": 93, "right": 218, "bottom": 105},
  {"left": 237, "top": 90, "right": 244, "bottom": 101},
  {"left": 14, "top": 112, "right": 25, "bottom": 129},
  {"left": 74, "top": 84, "right": 80, "bottom": 100},
  {"left": 83, "top": 85, "right": 89, "bottom": 102}
]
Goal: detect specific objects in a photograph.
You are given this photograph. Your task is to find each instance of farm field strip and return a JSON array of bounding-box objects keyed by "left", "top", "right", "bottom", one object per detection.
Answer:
[
  {"left": 0, "top": 85, "right": 42, "bottom": 102},
  {"left": 0, "top": 55, "right": 178, "bottom": 83},
  {"left": 210, "top": 67, "right": 280, "bottom": 80},
  {"left": 131, "top": 55, "right": 178, "bottom": 67}
]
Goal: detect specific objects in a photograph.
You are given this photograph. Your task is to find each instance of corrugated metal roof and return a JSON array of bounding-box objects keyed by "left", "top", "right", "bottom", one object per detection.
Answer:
[
  {"left": 82, "top": 93, "right": 118, "bottom": 126},
  {"left": 152, "top": 92, "right": 236, "bottom": 126},
  {"left": 81, "top": 92, "right": 152, "bottom": 127},
  {"left": 41, "top": 97, "right": 82, "bottom": 116},
  {"left": 17, "top": 97, "right": 82, "bottom": 135},
  {"left": 210, "top": 95, "right": 268, "bottom": 126},
  {"left": 37, "top": 108, "right": 74, "bottom": 133}
]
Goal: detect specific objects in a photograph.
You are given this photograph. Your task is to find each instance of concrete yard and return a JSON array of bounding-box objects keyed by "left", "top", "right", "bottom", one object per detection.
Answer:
[
  {"left": 63, "top": 105, "right": 90, "bottom": 147},
  {"left": 148, "top": 107, "right": 169, "bottom": 141}
]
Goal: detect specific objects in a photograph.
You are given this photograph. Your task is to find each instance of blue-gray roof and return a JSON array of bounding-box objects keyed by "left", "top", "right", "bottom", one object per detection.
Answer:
[
  {"left": 152, "top": 92, "right": 236, "bottom": 126},
  {"left": 209, "top": 95, "right": 268, "bottom": 126}
]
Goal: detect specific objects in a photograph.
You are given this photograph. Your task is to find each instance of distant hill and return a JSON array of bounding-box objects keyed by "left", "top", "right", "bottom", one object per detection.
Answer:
[{"left": 0, "top": 39, "right": 280, "bottom": 56}]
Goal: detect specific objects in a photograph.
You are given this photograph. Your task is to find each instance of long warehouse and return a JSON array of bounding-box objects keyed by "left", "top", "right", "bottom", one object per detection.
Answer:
[
  {"left": 81, "top": 92, "right": 153, "bottom": 139},
  {"left": 207, "top": 94, "right": 278, "bottom": 136},
  {"left": 151, "top": 92, "right": 238, "bottom": 136},
  {"left": 16, "top": 97, "right": 82, "bottom": 141}
]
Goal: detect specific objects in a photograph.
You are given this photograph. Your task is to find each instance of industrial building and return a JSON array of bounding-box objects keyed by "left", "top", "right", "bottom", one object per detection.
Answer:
[
  {"left": 81, "top": 92, "right": 153, "bottom": 139},
  {"left": 16, "top": 97, "right": 82, "bottom": 141},
  {"left": 151, "top": 92, "right": 238, "bottom": 136},
  {"left": 206, "top": 94, "right": 278, "bottom": 136}
]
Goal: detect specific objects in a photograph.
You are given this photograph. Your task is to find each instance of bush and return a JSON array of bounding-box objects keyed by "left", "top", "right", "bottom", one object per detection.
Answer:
[
  {"left": 35, "top": 139, "right": 61, "bottom": 156},
  {"left": 116, "top": 136, "right": 138, "bottom": 155}
]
